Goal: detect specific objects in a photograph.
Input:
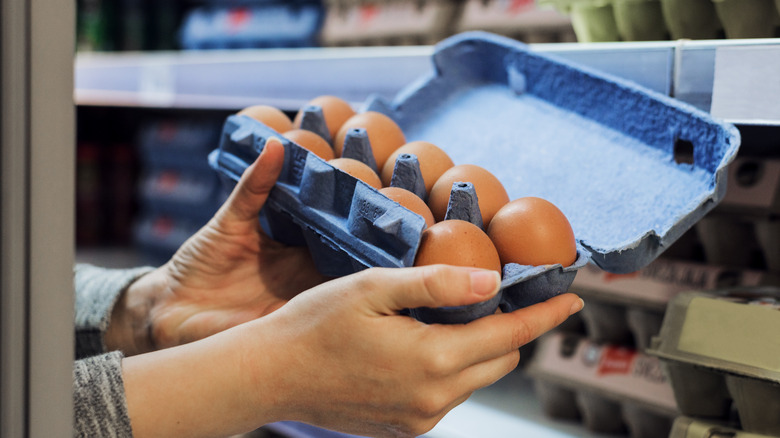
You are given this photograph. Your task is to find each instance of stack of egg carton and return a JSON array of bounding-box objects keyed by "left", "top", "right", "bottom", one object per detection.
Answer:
[
  {"left": 525, "top": 254, "right": 777, "bottom": 438},
  {"left": 539, "top": 0, "right": 780, "bottom": 42},
  {"left": 179, "top": 0, "right": 325, "bottom": 50},
  {"left": 525, "top": 149, "right": 780, "bottom": 437},
  {"left": 648, "top": 287, "right": 780, "bottom": 438},
  {"left": 696, "top": 155, "right": 780, "bottom": 276},
  {"left": 454, "top": 0, "right": 576, "bottom": 43},
  {"left": 319, "top": 0, "right": 462, "bottom": 46},
  {"left": 653, "top": 154, "right": 780, "bottom": 438},
  {"left": 133, "top": 118, "right": 227, "bottom": 264}
]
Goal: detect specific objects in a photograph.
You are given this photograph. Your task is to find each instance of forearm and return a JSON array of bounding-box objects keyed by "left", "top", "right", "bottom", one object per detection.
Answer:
[{"left": 121, "top": 321, "right": 281, "bottom": 438}]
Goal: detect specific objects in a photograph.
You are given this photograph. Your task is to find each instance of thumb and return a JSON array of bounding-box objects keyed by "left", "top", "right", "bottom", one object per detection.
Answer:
[
  {"left": 218, "top": 137, "right": 285, "bottom": 224},
  {"left": 360, "top": 265, "right": 501, "bottom": 315}
]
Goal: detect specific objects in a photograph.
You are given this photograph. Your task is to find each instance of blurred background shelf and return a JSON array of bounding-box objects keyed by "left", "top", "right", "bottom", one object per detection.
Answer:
[{"left": 76, "top": 38, "right": 780, "bottom": 123}]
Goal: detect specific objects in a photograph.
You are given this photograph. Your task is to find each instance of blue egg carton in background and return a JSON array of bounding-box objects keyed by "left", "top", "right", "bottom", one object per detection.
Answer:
[
  {"left": 209, "top": 31, "right": 740, "bottom": 324},
  {"left": 179, "top": 2, "right": 324, "bottom": 50}
]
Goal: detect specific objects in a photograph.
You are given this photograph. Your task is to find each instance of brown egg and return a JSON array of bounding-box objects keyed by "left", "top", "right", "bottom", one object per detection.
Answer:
[
  {"left": 379, "top": 187, "right": 435, "bottom": 228},
  {"left": 380, "top": 141, "right": 455, "bottom": 194},
  {"left": 414, "top": 220, "right": 501, "bottom": 273},
  {"left": 333, "top": 112, "right": 406, "bottom": 170},
  {"left": 328, "top": 158, "right": 382, "bottom": 189},
  {"left": 293, "top": 95, "right": 356, "bottom": 140},
  {"left": 487, "top": 197, "right": 577, "bottom": 267},
  {"left": 283, "top": 129, "right": 334, "bottom": 160},
  {"left": 428, "top": 164, "right": 510, "bottom": 227},
  {"left": 237, "top": 105, "right": 293, "bottom": 133}
]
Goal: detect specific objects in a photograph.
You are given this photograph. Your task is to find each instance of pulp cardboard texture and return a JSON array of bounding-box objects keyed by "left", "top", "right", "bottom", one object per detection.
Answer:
[
  {"left": 368, "top": 32, "right": 739, "bottom": 272},
  {"left": 696, "top": 212, "right": 780, "bottom": 272},
  {"left": 720, "top": 157, "right": 780, "bottom": 215},
  {"left": 180, "top": 3, "right": 324, "bottom": 50},
  {"left": 211, "top": 115, "right": 428, "bottom": 275},
  {"left": 140, "top": 170, "right": 222, "bottom": 222},
  {"left": 455, "top": 0, "right": 576, "bottom": 43},
  {"left": 527, "top": 332, "right": 678, "bottom": 438},
  {"left": 139, "top": 120, "right": 221, "bottom": 172},
  {"left": 133, "top": 213, "right": 206, "bottom": 262},
  {"left": 648, "top": 289, "right": 780, "bottom": 436},
  {"left": 211, "top": 32, "right": 739, "bottom": 324},
  {"left": 320, "top": 0, "right": 459, "bottom": 46},
  {"left": 670, "top": 416, "right": 780, "bottom": 438},
  {"left": 570, "top": 258, "right": 776, "bottom": 348},
  {"left": 543, "top": 0, "right": 780, "bottom": 41}
]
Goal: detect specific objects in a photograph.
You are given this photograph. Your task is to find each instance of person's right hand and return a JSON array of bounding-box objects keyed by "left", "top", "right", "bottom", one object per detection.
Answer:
[
  {"left": 244, "top": 265, "right": 584, "bottom": 437},
  {"left": 122, "top": 265, "right": 583, "bottom": 438}
]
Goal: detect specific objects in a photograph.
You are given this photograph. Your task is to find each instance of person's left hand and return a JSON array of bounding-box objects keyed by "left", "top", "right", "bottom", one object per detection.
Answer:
[{"left": 107, "top": 138, "right": 329, "bottom": 355}]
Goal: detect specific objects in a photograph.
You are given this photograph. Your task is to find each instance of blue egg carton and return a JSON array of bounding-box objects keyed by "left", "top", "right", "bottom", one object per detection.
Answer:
[
  {"left": 210, "top": 31, "right": 739, "bottom": 324},
  {"left": 179, "top": 2, "right": 324, "bottom": 50},
  {"left": 138, "top": 120, "right": 221, "bottom": 172},
  {"left": 210, "top": 115, "right": 428, "bottom": 277}
]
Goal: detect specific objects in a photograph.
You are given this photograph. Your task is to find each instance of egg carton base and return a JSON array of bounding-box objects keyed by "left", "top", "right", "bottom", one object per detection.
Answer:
[
  {"left": 543, "top": 0, "right": 780, "bottom": 42},
  {"left": 648, "top": 289, "right": 780, "bottom": 436},
  {"left": 670, "top": 416, "right": 780, "bottom": 438},
  {"left": 528, "top": 333, "right": 677, "bottom": 438}
]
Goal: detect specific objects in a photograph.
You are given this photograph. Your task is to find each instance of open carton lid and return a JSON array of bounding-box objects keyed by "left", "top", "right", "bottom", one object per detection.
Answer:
[
  {"left": 647, "top": 288, "right": 780, "bottom": 383},
  {"left": 367, "top": 31, "right": 741, "bottom": 274}
]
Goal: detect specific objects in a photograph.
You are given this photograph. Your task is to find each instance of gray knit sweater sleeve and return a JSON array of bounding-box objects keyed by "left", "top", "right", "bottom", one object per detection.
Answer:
[
  {"left": 74, "top": 264, "right": 155, "bottom": 359},
  {"left": 73, "top": 264, "right": 155, "bottom": 438},
  {"left": 74, "top": 352, "right": 134, "bottom": 438}
]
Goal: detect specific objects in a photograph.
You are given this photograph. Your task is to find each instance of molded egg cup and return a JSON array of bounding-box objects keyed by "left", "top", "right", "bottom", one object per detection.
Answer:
[
  {"left": 210, "top": 115, "right": 426, "bottom": 277},
  {"left": 648, "top": 288, "right": 780, "bottom": 435},
  {"left": 210, "top": 31, "right": 740, "bottom": 325},
  {"left": 404, "top": 179, "right": 589, "bottom": 324}
]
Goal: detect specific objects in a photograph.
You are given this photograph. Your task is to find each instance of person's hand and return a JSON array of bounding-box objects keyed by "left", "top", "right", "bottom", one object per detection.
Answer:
[
  {"left": 251, "top": 266, "right": 582, "bottom": 437},
  {"left": 107, "top": 138, "right": 328, "bottom": 355},
  {"left": 122, "top": 264, "right": 583, "bottom": 438}
]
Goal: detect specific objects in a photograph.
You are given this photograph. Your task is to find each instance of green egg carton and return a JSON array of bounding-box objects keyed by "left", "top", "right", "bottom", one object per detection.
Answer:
[
  {"left": 539, "top": 0, "right": 621, "bottom": 41},
  {"left": 712, "top": 0, "right": 778, "bottom": 38},
  {"left": 670, "top": 416, "right": 780, "bottom": 438},
  {"left": 543, "top": 0, "right": 780, "bottom": 41},
  {"left": 612, "top": 0, "right": 669, "bottom": 41},
  {"left": 648, "top": 289, "right": 780, "bottom": 436},
  {"left": 660, "top": 0, "right": 721, "bottom": 39}
]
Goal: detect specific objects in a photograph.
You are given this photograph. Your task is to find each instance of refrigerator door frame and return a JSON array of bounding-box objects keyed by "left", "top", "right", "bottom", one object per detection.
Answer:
[{"left": 1, "top": 0, "right": 75, "bottom": 436}]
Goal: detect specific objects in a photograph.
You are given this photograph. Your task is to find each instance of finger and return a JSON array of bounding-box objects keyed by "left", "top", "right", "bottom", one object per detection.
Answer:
[
  {"left": 417, "top": 351, "right": 518, "bottom": 431},
  {"left": 457, "top": 350, "right": 520, "bottom": 395},
  {"left": 416, "top": 392, "right": 473, "bottom": 436},
  {"left": 355, "top": 265, "right": 501, "bottom": 315},
  {"left": 443, "top": 293, "right": 583, "bottom": 367},
  {"left": 218, "top": 137, "right": 285, "bottom": 224},
  {"left": 420, "top": 353, "right": 517, "bottom": 434}
]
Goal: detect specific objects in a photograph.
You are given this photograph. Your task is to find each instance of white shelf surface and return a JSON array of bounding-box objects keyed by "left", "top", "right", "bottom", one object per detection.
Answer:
[
  {"left": 426, "top": 370, "right": 615, "bottom": 438},
  {"left": 75, "top": 39, "right": 780, "bottom": 123},
  {"left": 261, "top": 369, "right": 618, "bottom": 438},
  {"left": 75, "top": 246, "right": 149, "bottom": 269}
]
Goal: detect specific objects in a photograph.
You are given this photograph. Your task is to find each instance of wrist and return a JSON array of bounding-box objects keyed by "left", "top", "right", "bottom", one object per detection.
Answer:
[
  {"left": 123, "top": 322, "right": 283, "bottom": 437},
  {"left": 233, "top": 320, "right": 290, "bottom": 426},
  {"left": 105, "top": 267, "right": 167, "bottom": 356}
]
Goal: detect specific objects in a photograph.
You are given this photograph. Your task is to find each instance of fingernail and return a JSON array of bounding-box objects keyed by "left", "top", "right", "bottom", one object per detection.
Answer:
[
  {"left": 264, "top": 136, "right": 281, "bottom": 150},
  {"left": 570, "top": 298, "right": 585, "bottom": 315},
  {"left": 470, "top": 270, "right": 501, "bottom": 296}
]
